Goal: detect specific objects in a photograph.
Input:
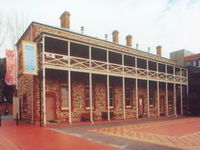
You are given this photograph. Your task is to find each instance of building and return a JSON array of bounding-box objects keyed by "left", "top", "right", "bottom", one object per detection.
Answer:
[
  {"left": 184, "top": 54, "right": 200, "bottom": 115},
  {"left": 17, "top": 11, "right": 188, "bottom": 125},
  {"left": 170, "top": 49, "right": 194, "bottom": 67},
  {"left": 184, "top": 53, "right": 200, "bottom": 67}
]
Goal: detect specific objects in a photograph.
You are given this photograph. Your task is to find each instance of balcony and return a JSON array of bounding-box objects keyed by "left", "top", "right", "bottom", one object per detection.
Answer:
[{"left": 43, "top": 52, "right": 187, "bottom": 84}]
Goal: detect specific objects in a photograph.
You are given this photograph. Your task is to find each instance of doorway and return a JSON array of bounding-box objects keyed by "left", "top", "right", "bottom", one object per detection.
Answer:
[
  {"left": 46, "top": 95, "right": 55, "bottom": 121},
  {"left": 160, "top": 95, "right": 165, "bottom": 115},
  {"left": 138, "top": 95, "right": 144, "bottom": 117}
]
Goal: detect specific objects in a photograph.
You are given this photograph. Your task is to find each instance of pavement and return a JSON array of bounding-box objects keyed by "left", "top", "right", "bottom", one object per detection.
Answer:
[
  {"left": 1, "top": 116, "right": 200, "bottom": 150},
  {"left": 52, "top": 117, "right": 200, "bottom": 150},
  {"left": 0, "top": 118, "right": 121, "bottom": 150}
]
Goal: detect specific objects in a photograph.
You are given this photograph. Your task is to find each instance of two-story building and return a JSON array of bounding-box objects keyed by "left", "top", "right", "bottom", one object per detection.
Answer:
[{"left": 17, "top": 11, "right": 188, "bottom": 126}]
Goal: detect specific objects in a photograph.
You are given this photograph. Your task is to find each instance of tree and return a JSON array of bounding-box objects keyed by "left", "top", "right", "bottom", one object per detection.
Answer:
[
  {"left": 0, "top": 14, "right": 7, "bottom": 49},
  {"left": 7, "top": 11, "right": 28, "bottom": 49}
]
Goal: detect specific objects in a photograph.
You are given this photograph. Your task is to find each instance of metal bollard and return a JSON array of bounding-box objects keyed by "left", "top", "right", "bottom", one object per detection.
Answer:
[{"left": 16, "top": 113, "right": 19, "bottom": 126}]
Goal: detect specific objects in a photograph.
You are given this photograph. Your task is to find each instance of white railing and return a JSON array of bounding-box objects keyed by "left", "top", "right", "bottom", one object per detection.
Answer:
[{"left": 43, "top": 52, "right": 187, "bottom": 84}]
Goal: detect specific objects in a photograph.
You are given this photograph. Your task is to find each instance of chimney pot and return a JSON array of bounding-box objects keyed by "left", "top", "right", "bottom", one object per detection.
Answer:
[
  {"left": 156, "top": 45, "right": 162, "bottom": 56},
  {"left": 60, "top": 11, "right": 71, "bottom": 29},
  {"left": 112, "top": 30, "right": 119, "bottom": 43},
  {"left": 126, "top": 34, "right": 132, "bottom": 47}
]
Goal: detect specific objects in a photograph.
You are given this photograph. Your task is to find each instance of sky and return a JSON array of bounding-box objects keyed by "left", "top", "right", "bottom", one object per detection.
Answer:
[{"left": 0, "top": 0, "right": 200, "bottom": 58}]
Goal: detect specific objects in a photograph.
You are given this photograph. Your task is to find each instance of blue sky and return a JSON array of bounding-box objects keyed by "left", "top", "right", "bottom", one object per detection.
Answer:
[{"left": 0, "top": 0, "right": 200, "bottom": 58}]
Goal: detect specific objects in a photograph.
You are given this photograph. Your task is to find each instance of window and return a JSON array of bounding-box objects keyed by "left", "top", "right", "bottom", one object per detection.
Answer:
[
  {"left": 60, "top": 85, "right": 69, "bottom": 110},
  {"left": 109, "top": 87, "right": 114, "bottom": 107},
  {"left": 168, "top": 96, "right": 173, "bottom": 106},
  {"left": 149, "top": 88, "right": 155, "bottom": 106},
  {"left": 85, "top": 86, "right": 90, "bottom": 108},
  {"left": 125, "top": 88, "right": 131, "bottom": 107}
]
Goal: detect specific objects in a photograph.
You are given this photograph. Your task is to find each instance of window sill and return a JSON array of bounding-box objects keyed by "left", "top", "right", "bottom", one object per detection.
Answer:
[
  {"left": 61, "top": 107, "right": 69, "bottom": 110},
  {"left": 86, "top": 107, "right": 94, "bottom": 110},
  {"left": 126, "top": 106, "right": 131, "bottom": 108}
]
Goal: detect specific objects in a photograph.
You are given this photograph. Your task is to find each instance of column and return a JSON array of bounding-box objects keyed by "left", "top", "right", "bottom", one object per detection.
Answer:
[
  {"left": 89, "top": 73, "right": 94, "bottom": 124},
  {"left": 174, "top": 83, "right": 177, "bottom": 116},
  {"left": 147, "top": 60, "right": 150, "bottom": 118},
  {"left": 68, "top": 70, "right": 72, "bottom": 124},
  {"left": 180, "top": 84, "right": 183, "bottom": 115},
  {"left": 123, "top": 77, "right": 126, "bottom": 120},
  {"left": 43, "top": 67, "right": 46, "bottom": 126},
  {"left": 89, "top": 45, "right": 94, "bottom": 124},
  {"left": 147, "top": 80, "right": 150, "bottom": 118},
  {"left": 107, "top": 75, "right": 110, "bottom": 121},
  {"left": 157, "top": 81, "right": 160, "bottom": 117},
  {"left": 166, "top": 82, "right": 168, "bottom": 116},
  {"left": 135, "top": 57, "right": 138, "bottom": 118},
  {"left": 136, "top": 78, "right": 138, "bottom": 118},
  {"left": 42, "top": 35, "right": 47, "bottom": 126},
  {"left": 68, "top": 41, "right": 72, "bottom": 124},
  {"left": 122, "top": 54, "right": 125, "bottom": 120}
]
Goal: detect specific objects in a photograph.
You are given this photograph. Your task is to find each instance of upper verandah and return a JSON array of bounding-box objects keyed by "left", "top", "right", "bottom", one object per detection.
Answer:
[{"left": 17, "top": 21, "right": 177, "bottom": 67}]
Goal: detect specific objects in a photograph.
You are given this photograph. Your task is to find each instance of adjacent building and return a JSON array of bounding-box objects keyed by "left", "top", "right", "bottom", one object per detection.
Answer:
[{"left": 17, "top": 11, "right": 188, "bottom": 125}]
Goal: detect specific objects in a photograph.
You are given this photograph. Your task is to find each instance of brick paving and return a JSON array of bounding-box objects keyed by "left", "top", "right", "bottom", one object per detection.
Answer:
[
  {"left": 0, "top": 119, "right": 121, "bottom": 150},
  {"left": 91, "top": 118, "right": 200, "bottom": 150}
]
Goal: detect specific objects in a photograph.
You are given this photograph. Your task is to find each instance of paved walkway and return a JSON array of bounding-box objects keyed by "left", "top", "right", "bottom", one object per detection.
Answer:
[
  {"left": 0, "top": 119, "right": 121, "bottom": 150},
  {"left": 52, "top": 117, "right": 200, "bottom": 150}
]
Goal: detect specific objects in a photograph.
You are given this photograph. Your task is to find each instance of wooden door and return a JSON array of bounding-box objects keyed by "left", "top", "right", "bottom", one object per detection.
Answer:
[
  {"left": 138, "top": 95, "right": 144, "bottom": 115},
  {"left": 46, "top": 96, "right": 55, "bottom": 121}
]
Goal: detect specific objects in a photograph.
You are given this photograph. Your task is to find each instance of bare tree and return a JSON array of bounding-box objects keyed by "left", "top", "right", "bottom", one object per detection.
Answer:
[
  {"left": 0, "top": 14, "right": 7, "bottom": 49},
  {"left": 7, "top": 11, "right": 28, "bottom": 49}
]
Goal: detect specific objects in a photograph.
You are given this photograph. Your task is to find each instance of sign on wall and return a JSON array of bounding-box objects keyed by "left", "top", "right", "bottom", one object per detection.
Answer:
[
  {"left": 22, "top": 41, "right": 38, "bottom": 75},
  {"left": 5, "top": 49, "right": 16, "bottom": 85}
]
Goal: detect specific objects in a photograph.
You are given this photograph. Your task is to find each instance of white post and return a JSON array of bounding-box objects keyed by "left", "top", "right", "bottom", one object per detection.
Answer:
[
  {"left": 174, "top": 83, "right": 177, "bottom": 117},
  {"left": 68, "top": 41, "right": 72, "bottom": 124},
  {"left": 107, "top": 75, "right": 110, "bottom": 121},
  {"left": 136, "top": 78, "right": 138, "bottom": 118},
  {"left": 147, "top": 60, "right": 150, "bottom": 118},
  {"left": 165, "top": 65, "right": 168, "bottom": 116},
  {"left": 123, "top": 77, "right": 126, "bottom": 120},
  {"left": 147, "top": 80, "right": 150, "bottom": 118},
  {"left": 157, "top": 81, "right": 160, "bottom": 117},
  {"left": 89, "top": 73, "right": 94, "bottom": 124},
  {"left": 89, "top": 45, "right": 94, "bottom": 124},
  {"left": 135, "top": 57, "right": 138, "bottom": 118},
  {"left": 68, "top": 70, "right": 72, "bottom": 124},
  {"left": 42, "top": 35, "right": 47, "bottom": 126},
  {"left": 180, "top": 84, "right": 183, "bottom": 115},
  {"left": 166, "top": 82, "right": 168, "bottom": 116},
  {"left": 122, "top": 54, "right": 125, "bottom": 120}
]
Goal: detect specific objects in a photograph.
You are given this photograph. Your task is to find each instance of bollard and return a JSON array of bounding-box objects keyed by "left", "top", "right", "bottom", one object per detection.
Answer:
[
  {"left": 0, "top": 113, "right": 1, "bottom": 127},
  {"left": 16, "top": 113, "right": 19, "bottom": 126}
]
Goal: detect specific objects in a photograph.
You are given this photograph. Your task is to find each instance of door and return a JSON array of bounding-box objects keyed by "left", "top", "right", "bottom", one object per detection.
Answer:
[
  {"left": 138, "top": 95, "right": 144, "bottom": 115},
  {"left": 46, "top": 96, "right": 55, "bottom": 121},
  {"left": 160, "top": 96, "right": 165, "bottom": 113}
]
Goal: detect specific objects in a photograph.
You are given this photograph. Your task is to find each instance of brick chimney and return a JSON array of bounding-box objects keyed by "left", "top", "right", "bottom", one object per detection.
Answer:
[
  {"left": 112, "top": 30, "right": 119, "bottom": 43},
  {"left": 126, "top": 35, "right": 132, "bottom": 47},
  {"left": 60, "top": 11, "right": 70, "bottom": 29},
  {"left": 156, "top": 45, "right": 162, "bottom": 56}
]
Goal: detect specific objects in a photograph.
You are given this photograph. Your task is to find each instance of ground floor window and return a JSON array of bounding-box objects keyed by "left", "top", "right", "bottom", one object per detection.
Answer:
[
  {"left": 149, "top": 87, "right": 155, "bottom": 106},
  {"left": 85, "top": 85, "right": 94, "bottom": 109},
  {"left": 125, "top": 88, "right": 131, "bottom": 107},
  {"left": 109, "top": 87, "right": 114, "bottom": 108},
  {"left": 60, "top": 85, "right": 69, "bottom": 110}
]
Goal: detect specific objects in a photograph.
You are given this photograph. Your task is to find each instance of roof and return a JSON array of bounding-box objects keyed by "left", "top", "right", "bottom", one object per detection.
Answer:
[{"left": 17, "top": 21, "right": 178, "bottom": 66}]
